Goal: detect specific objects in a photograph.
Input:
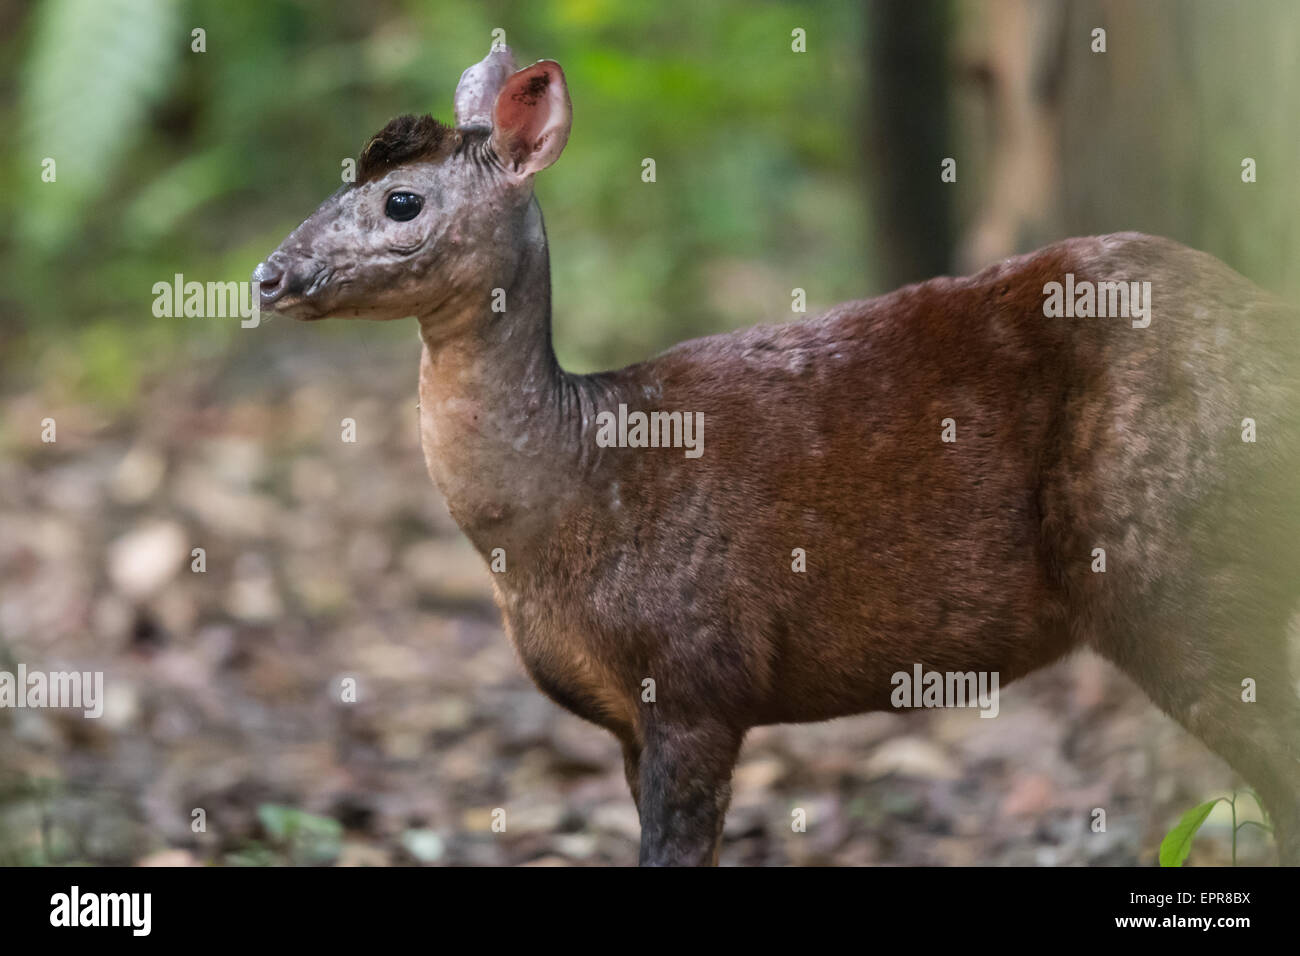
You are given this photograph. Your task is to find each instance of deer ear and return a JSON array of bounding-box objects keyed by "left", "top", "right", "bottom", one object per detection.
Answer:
[
  {"left": 490, "top": 61, "right": 571, "bottom": 177},
  {"left": 454, "top": 46, "right": 517, "bottom": 129}
]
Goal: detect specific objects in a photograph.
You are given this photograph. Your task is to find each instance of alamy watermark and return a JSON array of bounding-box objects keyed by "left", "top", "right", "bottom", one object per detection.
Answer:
[
  {"left": 595, "top": 404, "right": 704, "bottom": 458},
  {"left": 1042, "top": 273, "right": 1151, "bottom": 328},
  {"left": 50, "top": 886, "right": 150, "bottom": 936},
  {"left": 891, "top": 664, "right": 1000, "bottom": 718},
  {"left": 0, "top": 665, "right": 104, "bottom": 718},
  {"left": 152, "top": 274, "right": 262, "bottom": 328}
]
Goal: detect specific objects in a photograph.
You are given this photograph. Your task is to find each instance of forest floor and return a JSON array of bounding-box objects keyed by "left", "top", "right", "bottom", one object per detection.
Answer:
[{"left": 0, "top": 331, "right": 1273, "bottom": 866}]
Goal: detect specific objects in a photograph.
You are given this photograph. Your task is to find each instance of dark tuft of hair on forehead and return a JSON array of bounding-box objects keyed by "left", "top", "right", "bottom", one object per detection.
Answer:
[{"left": 356, "top": 114, "right": 458, "bottom": 184}]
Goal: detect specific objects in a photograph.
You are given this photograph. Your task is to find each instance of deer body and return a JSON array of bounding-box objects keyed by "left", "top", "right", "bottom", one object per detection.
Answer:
[{"left": 258, "top": 47, "right": 1300, "bottom": 866}]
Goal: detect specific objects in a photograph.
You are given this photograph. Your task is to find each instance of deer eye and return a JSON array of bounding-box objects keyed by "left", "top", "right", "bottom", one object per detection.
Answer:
[{"left": 385, "top": 192, "right": 423, "bottom": 222}]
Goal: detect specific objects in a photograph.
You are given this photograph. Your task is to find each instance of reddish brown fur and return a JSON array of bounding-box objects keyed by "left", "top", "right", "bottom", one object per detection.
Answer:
[
  {"left": 418, "top": 231, "right": 1300, "bottom": 865},
  {"left": 259, "top": 49, "right": 1300, "bottom": 865}
]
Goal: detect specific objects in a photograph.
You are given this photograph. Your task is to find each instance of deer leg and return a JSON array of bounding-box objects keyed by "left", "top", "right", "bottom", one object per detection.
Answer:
[
  {"left": 1100, "top": 617, "right": 1300, "bottom": 865},
  {"left": 636, "top": 720, "right": 743, "bottom": 867},
  {"left": 1180, "top": 689, "right": 1300, "bottom": 865},
  {"left": 621, "top": 738, "right": 642, "bottom": 812}
]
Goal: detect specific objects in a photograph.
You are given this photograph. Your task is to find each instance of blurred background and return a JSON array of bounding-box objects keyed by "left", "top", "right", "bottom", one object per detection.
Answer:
[{"left": 1, "top": 0, "right": 1297, "bottom": 865}]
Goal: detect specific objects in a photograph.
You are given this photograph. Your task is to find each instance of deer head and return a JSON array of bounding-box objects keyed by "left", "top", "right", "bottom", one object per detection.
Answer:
[{"left": 252, "top": 46, "right": 572, "bottom": 327}]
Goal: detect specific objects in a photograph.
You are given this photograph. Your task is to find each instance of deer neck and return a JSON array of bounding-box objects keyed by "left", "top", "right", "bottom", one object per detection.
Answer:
[{"left": 416, "top": 197, "right": 601, "bottom": 560}]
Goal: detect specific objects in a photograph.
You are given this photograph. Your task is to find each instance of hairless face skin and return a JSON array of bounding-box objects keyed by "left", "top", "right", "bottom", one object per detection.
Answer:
[
  {"left": 255, "top": 47, "right": 568, "bottom": 328},
  {"left": 255, "top": 46, "right": 1300, "bottom": 866}
]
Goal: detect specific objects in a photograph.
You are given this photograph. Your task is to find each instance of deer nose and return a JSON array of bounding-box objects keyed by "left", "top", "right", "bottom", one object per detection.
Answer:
[{"left": 254, "top": 255, "right": 291, "bottom": 303}]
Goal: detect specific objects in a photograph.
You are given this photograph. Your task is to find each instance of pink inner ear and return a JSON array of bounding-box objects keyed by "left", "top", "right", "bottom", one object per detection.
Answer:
[{"left": 492, "top": 62, "right": 570, "bottom": 174}]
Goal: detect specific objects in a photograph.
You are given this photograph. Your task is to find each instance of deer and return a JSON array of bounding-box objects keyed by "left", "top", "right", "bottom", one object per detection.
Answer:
[{"left": 254, "top": 45, "right": 1300, "bottom": 866}]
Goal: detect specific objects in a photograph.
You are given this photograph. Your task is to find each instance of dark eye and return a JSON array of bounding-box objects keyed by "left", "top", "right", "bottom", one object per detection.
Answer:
[{"left": 385, "top": 192, "right": 423, "bottom": 221}]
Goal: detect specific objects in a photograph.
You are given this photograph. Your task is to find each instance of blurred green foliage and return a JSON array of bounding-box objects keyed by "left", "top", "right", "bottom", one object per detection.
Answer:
[
  {"left": 5, "top": 0, "right": 1299, "bottom": 411},
  {"left": 0, "top": 0, "right": 866, "bottom": 405},
  {"left": 255, "top": 803, "right": 343, "bottom": 865}
]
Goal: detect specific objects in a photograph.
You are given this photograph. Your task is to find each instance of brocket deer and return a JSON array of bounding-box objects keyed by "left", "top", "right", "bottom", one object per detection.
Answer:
[{"left": 254, "top": 45, "right": 1300, "bottom": 866}]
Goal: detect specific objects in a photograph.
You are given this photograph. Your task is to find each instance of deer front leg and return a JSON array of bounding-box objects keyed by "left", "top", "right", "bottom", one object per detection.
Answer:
[
  {"left": 636, "top": 720, "right": 743, "bottom": 866},
  {"left": 621, "top": 738, "right": 642, "bottom": 812}
]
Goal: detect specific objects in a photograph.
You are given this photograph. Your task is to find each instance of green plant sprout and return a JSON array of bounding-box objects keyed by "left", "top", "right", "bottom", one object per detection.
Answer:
[{"left": 1159, "top": 791, "right": 1272, "bottom": 867}]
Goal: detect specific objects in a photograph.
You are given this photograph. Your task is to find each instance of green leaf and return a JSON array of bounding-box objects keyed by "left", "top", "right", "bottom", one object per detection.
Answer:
[
  {"left": 1159, "top": 799, "right": 1221, "bottom": 867},
  {"left": 257, "top": 803, "right": 340, "bottom": 839},
  {"left": 19, "top": 0, "right": 181, "bottom": 251},
  {"left": 256, "top": 804, "right": 342, "bottom": 864}
]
